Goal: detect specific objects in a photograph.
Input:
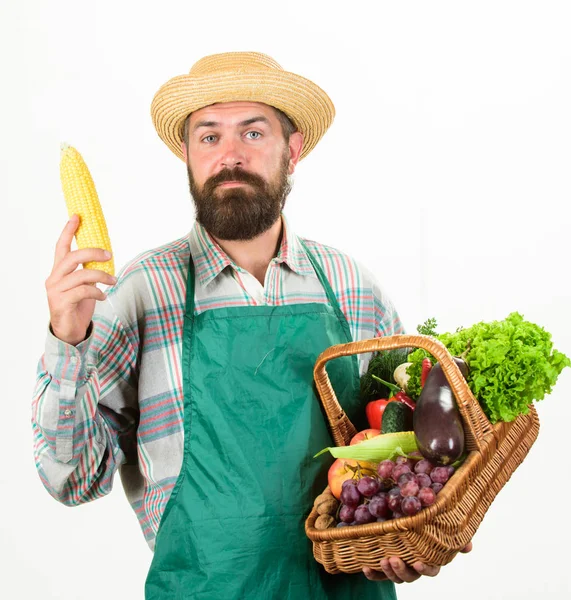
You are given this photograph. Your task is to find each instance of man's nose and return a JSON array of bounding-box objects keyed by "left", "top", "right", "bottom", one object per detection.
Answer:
[{"left": 220, "top": 137, "right": 244, "bottom": 169}]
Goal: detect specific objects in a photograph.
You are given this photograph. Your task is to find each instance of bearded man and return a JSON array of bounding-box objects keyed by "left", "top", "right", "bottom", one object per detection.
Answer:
[{"left": 34, "top": 52, "right": 471, "bottom": 599}]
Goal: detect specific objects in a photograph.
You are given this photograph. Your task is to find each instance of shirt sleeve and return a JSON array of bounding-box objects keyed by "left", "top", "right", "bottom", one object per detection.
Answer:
[
  {"left": 31, "top": 298, "right": 139, "bottom": 506},
  {"left": 354, "top": 258, "right": 405, "bottom": 338},
  {"left": 372, "top": 277, "right": 406, "bottom": 337}
]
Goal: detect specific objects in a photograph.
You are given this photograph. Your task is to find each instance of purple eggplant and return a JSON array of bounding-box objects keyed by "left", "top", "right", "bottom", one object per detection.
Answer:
[{"left": 413, "top": 357, "right": 467, "bottom": 465}]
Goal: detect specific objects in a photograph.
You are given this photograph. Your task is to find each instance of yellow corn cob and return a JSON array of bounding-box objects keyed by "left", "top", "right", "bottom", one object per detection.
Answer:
[{"left": 59, "top": 143, "right": 115, "bottom": 276}]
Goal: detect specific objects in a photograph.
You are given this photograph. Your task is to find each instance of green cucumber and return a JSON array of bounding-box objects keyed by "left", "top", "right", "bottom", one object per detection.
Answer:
[{"left": 381, "top": 401, "right": 414, "bottom": 434}]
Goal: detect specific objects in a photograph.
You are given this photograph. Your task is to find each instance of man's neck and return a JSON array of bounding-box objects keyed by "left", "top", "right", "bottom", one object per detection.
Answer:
[{"left": 212, "top": 217, "right": 283, "bottom": 286}]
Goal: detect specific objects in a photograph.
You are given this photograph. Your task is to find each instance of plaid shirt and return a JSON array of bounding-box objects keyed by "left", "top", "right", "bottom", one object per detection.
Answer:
[{"left": 32, "top": 215, "right": 404, "bottom": 550}]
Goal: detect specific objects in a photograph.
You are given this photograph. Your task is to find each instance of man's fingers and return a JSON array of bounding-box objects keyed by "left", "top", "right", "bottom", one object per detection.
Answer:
[
  {"left": 378, "top": 559, "right": 404, "bottom": 584},
  {"left": 388, "top": 557, "right": 423, "bottom": 583},
  {"left": 362, "top": 567, "right": 388, "bottom": 582},
  {"left": 55, "top": 268, "right": 117, "bottom": 293},
  {"left": 365, "top": 552, "right": 459, "bottom": 584},
  {"left": 51, "top": 247, "right": 113, "bottom": 280},
  {"left": 62, "top": 284, "right": 107, "bottom": 305},
  {"left": 412, "top": 561, "right": 440, "bottom": 577},
  {"left": 54, "top": 215, "right": 79, "bottom": 266},
  {"left": 460, "top": 541, "right": 473, "bottom": 553}
]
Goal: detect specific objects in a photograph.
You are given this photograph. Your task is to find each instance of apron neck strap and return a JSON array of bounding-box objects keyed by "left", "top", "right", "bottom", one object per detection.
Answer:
[
  {"left": 185, "top": 249, "right": 196, "bottom": 317},
  {"left": 297, "top": 238, "right": 341, "bottom": 311}
]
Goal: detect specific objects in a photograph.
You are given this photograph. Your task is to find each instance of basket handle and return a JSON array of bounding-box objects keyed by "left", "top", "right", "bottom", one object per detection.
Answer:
[{"left": 314, "top": 334, "right": 494, "bottom": 453}]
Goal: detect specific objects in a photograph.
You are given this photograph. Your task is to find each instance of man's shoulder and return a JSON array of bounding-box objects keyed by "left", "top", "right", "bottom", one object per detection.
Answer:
[
  {"left": 116, "top": 233, "right": 191, "bottom": 280},
  {"left": 300, "top": 236, "right": 376, "bottom": 288},
  {"left": 104, "top": 233, "right": 190, "bottom": 317},
  {"left": 301, "top": 236, "right": 356, "bottom": 263}
]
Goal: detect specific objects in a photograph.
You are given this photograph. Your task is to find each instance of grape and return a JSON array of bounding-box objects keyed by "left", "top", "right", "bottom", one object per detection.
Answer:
[
  {"left": 395, "top": 455, "right": 414, "bottom": 467},
  {"left": 368, "top": 493, "right": 390, "bottom": 518},
  {"left": 339, "top": 504, "right": 356, "bottom": 523},
  {"left": 340, "top": 484, "right": 361, "bottom": 507},
  {"left": 416, "top": 473, "right": 432, "bottom": 489},
  {"left": 372, "top": 491, "right": 389, "bottom": 500},
  {"left": 392, "top": 464, "right": 411, "bottom": 480},
  {"left": 376, "top": 517, "right": 389, "bottom": 522},
  {"left": 397, "top": 472, "right": 415, "bottom": 487},
  {"left": 414, "top": 459, "right": 434, "bottom": 475},
  {"left": 418, "top": 486, "right": 436, "bottom": 507},
  {"left": 446, "top": 466, "right": 456, "bottom": 477},
  {"left": 387, "top": 488, "right": 402, "bottom": 512},
  {"left": 336, "top": 521, "right": 350, "bottom": 527},
  {"left": 430, "top": 466, "right": 451, "bottom": 484},
  {"left": 431, "top": 483, "right": 444, "bottom": 495},
  {"left": 357, "top": 476, "right": 381, "bottom": 497},
  {"left": 401, "top": 496, "right": 422, "bottom": 516},
  {"left": 342, "top": 479, "right": 358, "bottom": 490},
  {"left": 400, "top": 479, "right": 420, "bottom": 497},
  {"left": 354, "top": 504, "right": 375, "bottom": 524},
  {"left": 377, "top": 460, "right": 395, "bottom": 479},
  {"left": 392, "top": 511, "right": 404, "bottom": 519}
]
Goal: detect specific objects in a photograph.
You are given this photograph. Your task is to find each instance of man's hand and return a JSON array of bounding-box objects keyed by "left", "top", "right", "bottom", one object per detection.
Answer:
[
  {"left": 46, "top": 215, "right": 116, "bottom": 346},
  {"left": 363, "top": 541, "right": 473, "bottom": 583}
]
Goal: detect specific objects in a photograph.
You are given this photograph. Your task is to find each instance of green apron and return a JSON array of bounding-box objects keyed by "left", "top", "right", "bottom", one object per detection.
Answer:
[{"left": 145, "top": 241, "right": 396, "bottom": 600}]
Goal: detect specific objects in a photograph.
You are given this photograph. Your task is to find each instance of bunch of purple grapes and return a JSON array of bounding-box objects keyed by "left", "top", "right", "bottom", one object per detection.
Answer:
[{"left": 336, "top": 453, "right": 455, "bottom": 527}]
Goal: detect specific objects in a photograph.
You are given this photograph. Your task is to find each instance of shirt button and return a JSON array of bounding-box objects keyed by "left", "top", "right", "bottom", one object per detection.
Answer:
[{"left": 63, "top": 409, "right": 73, "bottom": 417}]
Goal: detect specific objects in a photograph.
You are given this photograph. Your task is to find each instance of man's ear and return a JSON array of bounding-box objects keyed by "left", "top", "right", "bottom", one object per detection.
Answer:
[
  {"left": 181, "top": 140, "right": 188, "bottom": 162},
  {"left": 287, "top": 132, "right": 304, "bottom": 175}
]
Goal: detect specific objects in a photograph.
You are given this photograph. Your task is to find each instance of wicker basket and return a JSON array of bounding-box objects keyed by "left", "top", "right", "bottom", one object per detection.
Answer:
[{"left": 305, "top": 334, "right": 540, "bottom": 574}]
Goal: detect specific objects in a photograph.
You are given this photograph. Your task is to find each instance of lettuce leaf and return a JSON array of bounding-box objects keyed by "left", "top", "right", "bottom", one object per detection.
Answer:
[{"left": 406, "top": 312, "right": 571, "bottom": 423}]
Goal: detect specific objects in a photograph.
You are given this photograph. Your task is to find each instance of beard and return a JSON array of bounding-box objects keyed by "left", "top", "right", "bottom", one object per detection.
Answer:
[{"left": 186, "top": 150, "right": 292, "bottom": 241}]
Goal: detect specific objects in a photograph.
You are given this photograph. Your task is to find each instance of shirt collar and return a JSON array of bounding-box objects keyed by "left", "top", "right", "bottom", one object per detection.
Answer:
[
  {"left": 275, "top": 214, "right": 315, "bottom": 277},
  {"left": 188, "top": 214, "right": 315, "bottom": 287}
]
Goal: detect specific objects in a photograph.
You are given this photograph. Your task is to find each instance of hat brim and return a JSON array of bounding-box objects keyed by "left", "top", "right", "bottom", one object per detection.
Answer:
[{"left": 150, "top": 70, "right": 335, "bottom": 162}]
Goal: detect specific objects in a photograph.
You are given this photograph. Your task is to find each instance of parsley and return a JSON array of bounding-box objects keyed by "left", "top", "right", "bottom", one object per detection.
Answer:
[{"left": 417, "top": 318, "right": 438, "bottom": 336}]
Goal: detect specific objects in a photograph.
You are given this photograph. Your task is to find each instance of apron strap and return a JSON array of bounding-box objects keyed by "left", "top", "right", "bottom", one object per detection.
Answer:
[
  {"left": 185, "top": 250, "right": 196, "bottom": 318},
  {"left": 298, "top": 238, "right": 353, "bottom": 339}
]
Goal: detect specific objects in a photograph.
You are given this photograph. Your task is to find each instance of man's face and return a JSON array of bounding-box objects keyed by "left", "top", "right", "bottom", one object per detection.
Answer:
[{"left": 181, "top": 101, "right": 303, "bottom": 241}]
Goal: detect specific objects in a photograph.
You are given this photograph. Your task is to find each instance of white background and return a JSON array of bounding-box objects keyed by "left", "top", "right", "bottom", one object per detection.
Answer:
[{"left": 1, "top": 0, "right": 570, "bottom": 598}]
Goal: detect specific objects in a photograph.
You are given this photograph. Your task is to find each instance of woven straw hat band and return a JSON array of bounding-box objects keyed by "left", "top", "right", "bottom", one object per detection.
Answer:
[{"left": 150, "top": 52, "right": 335, "bottom": 162}]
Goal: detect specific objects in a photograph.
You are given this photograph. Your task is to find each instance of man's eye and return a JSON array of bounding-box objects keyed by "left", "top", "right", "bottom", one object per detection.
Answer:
[
  {"left": 246, "top": 131, "right": 262, "bottom": 139},
  {"left": 202, "top": 135, "right": 217, "bottom": 143}
]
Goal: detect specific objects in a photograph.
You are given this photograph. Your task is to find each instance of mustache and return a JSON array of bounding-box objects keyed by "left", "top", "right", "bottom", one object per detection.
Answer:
[{"left": 204, "top": 168, "right": 267, "bottom": 192}]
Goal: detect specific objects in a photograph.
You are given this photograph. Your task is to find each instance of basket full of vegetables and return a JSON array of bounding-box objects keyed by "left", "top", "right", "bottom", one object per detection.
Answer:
[{"left": 305, "top": 313, "right": 570, "bottom": 574}]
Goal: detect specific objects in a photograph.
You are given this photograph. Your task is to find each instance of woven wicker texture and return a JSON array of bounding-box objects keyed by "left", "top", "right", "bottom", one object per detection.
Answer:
[
  {"left": 305, "top": 335, "right": 540, "bottom": 573},
  {"left": 150, "top": 51, "right": 335, "bottom": 162}
]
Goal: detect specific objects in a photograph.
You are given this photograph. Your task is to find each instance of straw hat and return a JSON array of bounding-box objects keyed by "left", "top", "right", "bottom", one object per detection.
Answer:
[{"left": 150, "top": 51, "right": 335, "bottom": 162}]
